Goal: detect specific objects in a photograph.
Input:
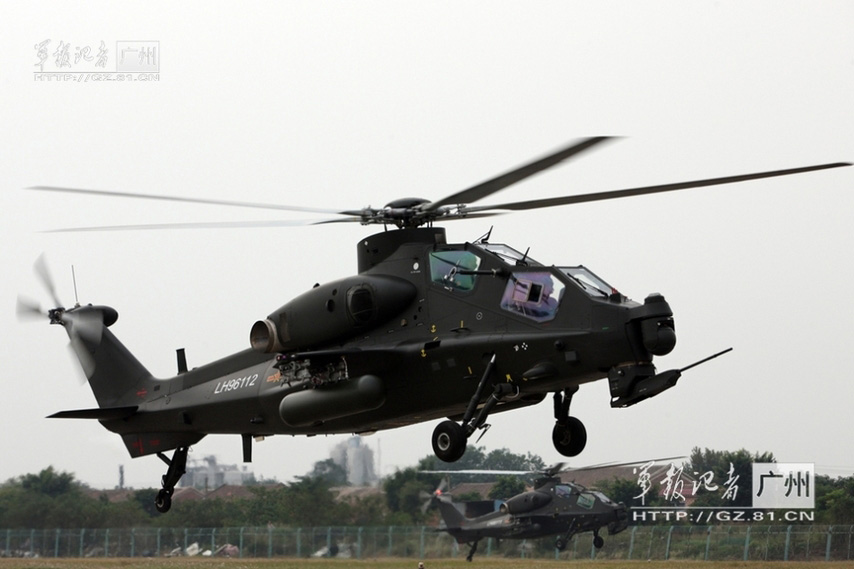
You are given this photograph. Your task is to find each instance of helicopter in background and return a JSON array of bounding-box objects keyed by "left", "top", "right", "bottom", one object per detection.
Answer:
[
  {"left": 20, "top": 137, "right": 849, "bottom": 513},
  {"left": 423, "top": 463, "right": 629, "bottom": 561}
]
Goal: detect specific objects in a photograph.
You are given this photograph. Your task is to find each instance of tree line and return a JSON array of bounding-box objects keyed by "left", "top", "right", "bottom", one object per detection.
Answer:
[{"left": 1, "top": 447, "right": 852, "bottom": 529}]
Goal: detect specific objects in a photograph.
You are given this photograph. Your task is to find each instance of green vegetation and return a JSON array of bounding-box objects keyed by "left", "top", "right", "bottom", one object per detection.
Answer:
[
  {"left": 417, "top": 446, "right": 545, "bottom": 478},
  {"left": 815, "top": 474, "right": 854, "bottom": 522},
  {"left": 0, "top": 446, "right": 542, "bottom": 529},
  {"left": 3, "top": 559, "right": 854, "bottom": 569},
  {"left": 0, "top": 467, "right": 145, "bottom": 529},
  {"left": 488, "top": 475, "right": 526, "bottom": 500},
  {"left": 1, "top": 447, "right": 852, "bottom": 530}
]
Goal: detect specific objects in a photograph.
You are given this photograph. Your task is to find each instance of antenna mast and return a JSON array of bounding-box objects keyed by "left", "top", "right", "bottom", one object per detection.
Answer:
[{"left": 71, "top": 265, "right": 80, "bottom": 307}]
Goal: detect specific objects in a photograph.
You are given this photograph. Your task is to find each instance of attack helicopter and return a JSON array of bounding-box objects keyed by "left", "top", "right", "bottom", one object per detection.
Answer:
[
  {"left": 422, "top": 463, "right": 629, "bottom": 561},
  {"left": 20, "top": 137, "right": 850, "bottom": 513}
]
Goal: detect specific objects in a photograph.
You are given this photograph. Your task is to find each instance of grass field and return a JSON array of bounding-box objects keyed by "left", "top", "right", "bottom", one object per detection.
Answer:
[{"left": 2, "top": 559, "right": 854, "bottom": 569}]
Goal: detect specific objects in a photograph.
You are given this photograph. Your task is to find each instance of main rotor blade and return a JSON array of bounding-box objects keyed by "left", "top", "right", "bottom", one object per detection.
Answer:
[
  {"left": 421, "top": 456, "right": 687, "bottom": 477},
  {"left": 27, "top": 186, "right": 350, "bottom": 215},
  {"left": 465, "top": 162, "right": 852, "bottom": 214},
  {"left": 562, "top": 456, "right": 687, "bottom": 473},
  {"left": 421, "top": 469, "right": 534, "bottom": 475},
  {"left": 421, "top": 211, "right": 505, "bottom": 223},
  {"left": 42, "top": 218, "right": 350, "bottom": 232},
  {"left": 423, "top": 137, "right": 616, "bottom": 212}
]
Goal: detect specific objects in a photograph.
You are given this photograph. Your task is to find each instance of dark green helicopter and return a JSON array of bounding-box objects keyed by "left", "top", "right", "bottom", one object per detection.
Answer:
[
  {"left": 21, "top": 137, "right": 849, "bottom": 513},
  {"left": 423, "top": 463, "right": 629, "bottom": 561}
]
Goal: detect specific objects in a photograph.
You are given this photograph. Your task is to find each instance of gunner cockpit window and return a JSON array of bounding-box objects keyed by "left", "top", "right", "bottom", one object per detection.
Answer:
[{"left": 430, "top": 250, "right": 482, "bottom": 292}]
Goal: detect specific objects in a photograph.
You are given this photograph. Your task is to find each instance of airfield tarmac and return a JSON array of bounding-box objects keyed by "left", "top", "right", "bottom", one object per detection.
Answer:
[{"left": 1, "top": 559, "right": 854, "bottom": 569}]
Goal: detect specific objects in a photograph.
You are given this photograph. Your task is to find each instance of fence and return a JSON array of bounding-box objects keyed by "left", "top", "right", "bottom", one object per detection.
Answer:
[{"left": 2, "top": 524, "right": 853, "bottom": 561}]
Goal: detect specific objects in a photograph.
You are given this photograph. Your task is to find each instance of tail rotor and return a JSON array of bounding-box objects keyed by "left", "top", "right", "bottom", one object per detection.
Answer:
[
  {"left": 16, "top": 295, "right": 48, "bottom": 321},
  {"left": 420, "top": 477, "right": 450, "bottom": 513},
  {"left": 17, "top": 255, "right": 100, "bottom": 380},
  {"left": 33, "top": 253, "right": 64, "bottom": 309},
  {"left": 17, "top": 254, "right": 67, "bottom": 323},
  {"left": 16, "top": 253, "right": 66, "bottom": 320}
]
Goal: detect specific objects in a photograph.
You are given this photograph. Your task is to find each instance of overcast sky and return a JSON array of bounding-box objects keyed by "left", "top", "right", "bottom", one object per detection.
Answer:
[{"left": 2, "top": 1, "right": 853, "bottom": 491}]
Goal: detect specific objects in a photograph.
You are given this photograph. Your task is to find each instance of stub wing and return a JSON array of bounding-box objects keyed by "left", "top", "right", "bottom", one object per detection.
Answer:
[{"left": 48, "top": 406, "right": 138, "bottom": 420}]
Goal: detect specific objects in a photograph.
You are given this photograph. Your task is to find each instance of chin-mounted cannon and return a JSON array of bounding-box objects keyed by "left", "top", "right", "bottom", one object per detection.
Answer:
[{"left": 608, "top": 348, "right": 733, "bottom": 408}]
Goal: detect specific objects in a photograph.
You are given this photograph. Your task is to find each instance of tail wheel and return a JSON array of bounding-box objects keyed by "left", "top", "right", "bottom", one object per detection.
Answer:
[
  {"left": 432, "top": 420, "right": 467, "bottom": 462},
  {"left": 155, "top": 489, "right": 173, "bottom": 513},
  {"left": 552, "top": 416, "right": 587, "bottom": 457}
]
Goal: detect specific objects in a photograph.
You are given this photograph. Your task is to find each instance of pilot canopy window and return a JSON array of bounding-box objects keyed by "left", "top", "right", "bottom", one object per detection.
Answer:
[
  {"left": 500, "top": 271, "right": 564, "bottom": 322},
  {"left": 560, "top": 266, "right": 614, "bottom": 299},
  {"left": 430, "top": 250, "right": 482, "bottom": 292},
  {"left": 576, "top": 492, "right": 596, "bottom": 510}
]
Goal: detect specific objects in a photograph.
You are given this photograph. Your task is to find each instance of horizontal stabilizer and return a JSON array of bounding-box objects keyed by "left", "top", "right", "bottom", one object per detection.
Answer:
[{"left": 48, "top": 406, "right": 138, "bottom": 420}]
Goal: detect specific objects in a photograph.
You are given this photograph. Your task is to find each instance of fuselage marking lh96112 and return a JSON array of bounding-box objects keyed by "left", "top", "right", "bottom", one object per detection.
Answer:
[{"left": 213, "top": 373, "right": 259, "bottom": 395}]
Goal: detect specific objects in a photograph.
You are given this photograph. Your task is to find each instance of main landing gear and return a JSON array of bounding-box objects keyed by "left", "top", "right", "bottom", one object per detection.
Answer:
[
  {"left": 154, "top": 446, "right": 189, "bottom": 513},
  {"left": 431, "top": 356, "right": 588, "bottom": 462},
  {"left": 552, "top": 387, "right": 587, "bottom": 457},
  {"left": 465, "top": 540, "right": 479, "bottom": 562},
  {"left": 555, "top": 525, "right": 603, "bottom": 552},
  {"left": 432, "top": 355, "right": 518, "bottom": 462}
]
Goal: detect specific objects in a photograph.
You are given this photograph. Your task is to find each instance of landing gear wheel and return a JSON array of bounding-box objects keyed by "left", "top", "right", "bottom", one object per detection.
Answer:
[
  {"left": 154, "top": 446, "right": 188, "bottom": 514},
  {"left": 555, "top": 537, "right": 567, "bottom": 551},
  {"left": 432, "top": 420, "right": 467, "bottom": 462},
  {"left": 155, "top": 489, "right": 172, "bottom": 513},
  {"left": 552, "top": 416, "right": 587, "bottom": 457},
  {"left": 593, "top": 534, "right": 604, "bottom": 549}
]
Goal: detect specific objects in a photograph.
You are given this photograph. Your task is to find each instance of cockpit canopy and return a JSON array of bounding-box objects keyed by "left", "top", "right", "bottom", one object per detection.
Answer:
[{"left": 428, "top": 242, "right": 625, "bottom": 325}]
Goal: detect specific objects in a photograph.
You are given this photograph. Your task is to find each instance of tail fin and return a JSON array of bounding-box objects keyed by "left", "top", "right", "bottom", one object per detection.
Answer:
[
  {"left": 435, "top": 495, "right": 468, "bottom": 531},
  {"left": 60, "top": 305, "right": 154, "bottom": 408}
]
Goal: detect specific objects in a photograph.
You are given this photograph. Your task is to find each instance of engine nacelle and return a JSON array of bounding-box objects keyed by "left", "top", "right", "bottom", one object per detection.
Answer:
[
  {"left": 251, "top": 274, "right": 417, "bottom": 353},
  {"left": 501, "top": 490, "right": 553, "bottom": 515}
]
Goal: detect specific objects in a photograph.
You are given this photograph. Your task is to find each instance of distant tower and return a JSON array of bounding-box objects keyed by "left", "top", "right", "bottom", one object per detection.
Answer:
[
  {"left": 331, "top": 436, "right": 378, "bottom": 486},
  {"left": 118, "top": 465, "right": 125, "bottom": 490}
]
